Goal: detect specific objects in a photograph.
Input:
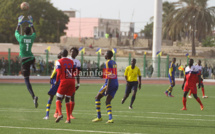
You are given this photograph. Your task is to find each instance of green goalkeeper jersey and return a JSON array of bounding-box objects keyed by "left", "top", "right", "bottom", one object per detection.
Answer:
[{"left": 15, "top": 30, "right": 36, "bottom": 58}]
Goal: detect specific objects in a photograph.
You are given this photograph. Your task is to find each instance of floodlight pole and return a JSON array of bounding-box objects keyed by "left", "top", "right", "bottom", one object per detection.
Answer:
[{"left": 152, "top": 0, "right": 162, "bottom": 77}]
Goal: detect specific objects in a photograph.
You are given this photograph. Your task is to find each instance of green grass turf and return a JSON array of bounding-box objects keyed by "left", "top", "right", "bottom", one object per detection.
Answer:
[{"left": 0, "top": 83, "right": 214, "bottom": 134}]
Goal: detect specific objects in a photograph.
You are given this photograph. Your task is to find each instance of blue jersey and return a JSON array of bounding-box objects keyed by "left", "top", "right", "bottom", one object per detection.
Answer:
[
  {"left": 104, "top": 60, "right": 118, "bottom": 86},
  {"left": 169, "top": 62, "right": 176, "bottom": 77}
]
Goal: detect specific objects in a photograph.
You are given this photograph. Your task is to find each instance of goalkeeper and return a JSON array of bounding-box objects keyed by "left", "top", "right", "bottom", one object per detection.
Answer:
[{"left": 15, "top": 15, "right": 38, "bottom": 108}]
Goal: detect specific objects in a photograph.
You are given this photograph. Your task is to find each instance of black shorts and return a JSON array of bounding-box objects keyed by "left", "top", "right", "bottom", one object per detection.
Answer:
[
  {"left": 125, "top": 81, "right": 138, "bottom": 94},
  {"left": 21, "top": 57, "right": 35, "bottom": 77}
]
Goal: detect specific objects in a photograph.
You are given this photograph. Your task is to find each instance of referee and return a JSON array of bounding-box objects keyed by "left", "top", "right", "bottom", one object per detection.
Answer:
[{"left": 121, "top": 58, "right": 141, "bottom": 109}]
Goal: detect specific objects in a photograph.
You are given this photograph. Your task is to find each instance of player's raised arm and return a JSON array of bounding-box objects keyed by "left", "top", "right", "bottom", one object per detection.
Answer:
[
  {"left": 28, "top": 15, "right": 36, "bottom": 33},
  {"left": 16, "top": 15, "right": 24, "bottom": 31}
]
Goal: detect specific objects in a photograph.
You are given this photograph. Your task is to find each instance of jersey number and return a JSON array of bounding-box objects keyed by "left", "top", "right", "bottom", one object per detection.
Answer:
[
  {"left": 64, "top": 63, "right": 74, "bottom": 79},
  {"left": 26, "top": 44, "right": 29, "bottom": 51},
  {"left": 65, "top": 68, "right": 73, "bottom": 79}
]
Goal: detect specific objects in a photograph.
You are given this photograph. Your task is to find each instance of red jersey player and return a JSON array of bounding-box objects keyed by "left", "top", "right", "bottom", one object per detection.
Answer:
[
  {"left": 55, "top": 49, "right": 76, "bottom": 123},
  {"left": 188, "top": 60, "right": 208, "bottom": 98},
  {"left": 181, "top": 59, "right": 203, "bottom": 111}
]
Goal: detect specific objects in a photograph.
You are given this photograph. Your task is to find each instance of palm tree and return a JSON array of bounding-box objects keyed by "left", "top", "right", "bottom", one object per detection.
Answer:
[
  {"left": 163, "top": 0, "right": 215, "bottom": 56},
  {"left": 162, "top": 1, "right": 176, "bottom": 40}
]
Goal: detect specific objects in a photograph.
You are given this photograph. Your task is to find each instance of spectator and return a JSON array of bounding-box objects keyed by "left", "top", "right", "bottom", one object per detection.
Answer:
[
  {"left": 212, "top": 66, "right": 215, "bottom": 79},
  {"left": 132, "top": 33, "right": 138, "bottom": 46},
  {"left": 105, "top": 33, "right": 109, "bottom": 38},
  {"left": 203, "top": 65, "right": 208, "bottom": 78},
  {"left": 36, "top": 60, "right": 41, "bottom": 74},
  {"left": 208, "top": 67, "right": 212, "bottom": 79},
  {"left": 89, "top": 44, "right": 93, "bottom": 49},
  {"left": 14, "top": 57, "right": 20, "bottom": 75},
  {"left": 40, "top": 60, "right": 44, "bottom": 73},
  {"left": 147, "top": 65, "right": 153, "bottom": 78},
  {"left": 176, "top": 63, "right": 180, "bottom": 78}
]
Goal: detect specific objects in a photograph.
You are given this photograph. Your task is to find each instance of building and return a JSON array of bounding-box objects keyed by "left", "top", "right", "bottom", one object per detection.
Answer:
[
  {"left": 120, "top": 22, "right": 135, "bottom": 37},
  {"left": 64, "top": 18, "right": 120, "bottom": 38},
  {"left": 63, "top": 10, "right": 76, "bottom": 18}
]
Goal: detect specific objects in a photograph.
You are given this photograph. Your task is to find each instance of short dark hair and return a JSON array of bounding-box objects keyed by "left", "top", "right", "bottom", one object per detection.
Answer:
[
  {"left": 70, "top": 47, "right": 79, "bottom": 54},
  {"left": 57, "top": 52, "right": 61, "bottom": 59},
  {"left": 107, "top": 50, "right": 113, "bottom": 58},
  {"left": 24, "top": 27, "right": 31, "bottom": 35},
  {"left": 61, "top": 49, "right": 68, "bottom": 57}
]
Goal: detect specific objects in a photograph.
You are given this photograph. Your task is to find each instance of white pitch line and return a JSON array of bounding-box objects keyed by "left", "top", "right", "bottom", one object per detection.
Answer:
[
  {"left": 0, "top": 126, "right": 143, "bottom": 134},
  {"left": 0, "top": 109, "right": 214, "bottom": 122},
  {"left": 0, "top": 108, "right": 215, "bottom": 117},
  {"left": 116, "top": 115, "right": 215, "bottom": 122}
]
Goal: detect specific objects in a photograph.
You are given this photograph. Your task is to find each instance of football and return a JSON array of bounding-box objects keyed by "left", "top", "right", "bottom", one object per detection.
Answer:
[{"left": 20, "top": 2, "right": 29, "bottom": 10}]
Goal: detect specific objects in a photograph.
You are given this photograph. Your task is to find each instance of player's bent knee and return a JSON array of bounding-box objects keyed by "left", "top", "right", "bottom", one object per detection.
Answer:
[
  {"left": 56, "top": 93, "right": 63, "bottom": 98},
  {"left": 193, "top": 94, "right": 198, "bottom": 99},
  {"left": 65, "top": 96, "right": 71, "bottom": 102}
]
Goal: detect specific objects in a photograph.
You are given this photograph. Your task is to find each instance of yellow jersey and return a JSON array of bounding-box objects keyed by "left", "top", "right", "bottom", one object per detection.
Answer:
[
  {"left": 50, "top": 60, "right": 58, "bottom": 79},
  {"left": 124, "top": 65, "right": 141, "bottom": 82}
]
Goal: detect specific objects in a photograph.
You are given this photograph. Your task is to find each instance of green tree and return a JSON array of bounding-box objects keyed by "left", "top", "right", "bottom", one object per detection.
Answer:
[
  {"left": 163, "top": 0, "right": 215, "bottom": 56},
  {"left": 143, "top": 2, "right": 175, "bottom": 40},
  {"left": 0, "top": 0, "right": 69, "bottom": 43},
  {"left": 141, "top": 22, "right": 153, "bottom": 39},
  {"left": 202, "top": 36, "right": 215, "bottom": 47},
  {"left": 162, "top": 1, "right": 176, "bottom": 40}
]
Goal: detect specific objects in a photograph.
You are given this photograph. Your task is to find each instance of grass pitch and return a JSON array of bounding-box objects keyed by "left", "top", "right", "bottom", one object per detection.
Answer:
[{"left": 0, "top": 83, "right": 214, "bottom": 134}]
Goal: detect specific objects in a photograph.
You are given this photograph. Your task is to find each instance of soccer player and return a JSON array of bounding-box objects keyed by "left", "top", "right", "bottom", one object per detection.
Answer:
[
  {"left": 43, "top": 53, "right": 62, "bottom": 120},
  {"left": 188, "top": 60, "right": 208, "bottom": 99},
  {"left": 55, "top": 49, "right": 76, "bottom": 123},
  {"left": 181, "top": 59, "right": 203, "bottom": 111},
  {"left": 121, "top": 58, "right": 141, "bottom": 109},
  {"left": 165, "top": 58, "right": 176, "bottom": 97},
  {"left": 69, "top": 47, "right": 81, "bottom": 119},
  {"left": 92, "top": 50, "right": 118, "bottom": 123},
  {"left": 15, "top": 15, "right": 38, "bottom": 108}
]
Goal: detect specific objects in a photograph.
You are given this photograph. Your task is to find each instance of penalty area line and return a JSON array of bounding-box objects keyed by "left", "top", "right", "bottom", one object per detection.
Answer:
[{"left": 0, "top": 126, "right": 144, "bottom": 134}]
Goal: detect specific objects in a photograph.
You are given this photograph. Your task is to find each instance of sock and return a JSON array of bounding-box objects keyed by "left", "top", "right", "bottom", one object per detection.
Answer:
[
  {"left": 106, "top": 103, "right": 112, "bottom": 120},
  {"left": 45, "top": 99, "right": 52, "bottom": 117},
  {"left": 182, "top": 97, "right": 186, "bottom": 108},
  {"left": 55, "top": 107, "right": 58, "bottom": 114},
  {"left": 66, "top": 102, "right": 71, "bottom": 121},
  {"left": 167, "top": 87, "right": 173, "bottom": 95},
  {"left": 95, "top": 99, "right": 101, "bottom": 118},
  {"left": 196, "top": 97, "right": 203, "bottom": 106},
  {"left": 188, "top": 91, "right": 191, "bottom": 96},
  {"left": 201, "top": 87, "right": 205, "bottom": 96},
  {"left": 130, "top": 95, "right": 136, "bottom": 107},
  {"left": 24, "top": 77, "right": 35, "bottom": 99},
  {"left": 70, "top": 101, "right": 75, "bottom": 115},
  {"left": 55, "top": 101, "right": 62, "bottom": 114},
  {"left": 56, "top": 100, "right": 62, "bottom": 116}
]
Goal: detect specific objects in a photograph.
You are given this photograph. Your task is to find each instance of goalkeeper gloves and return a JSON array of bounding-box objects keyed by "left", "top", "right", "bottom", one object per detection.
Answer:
[
  {"left": 27, "top": 15, "right": 33, "bottom": 26},
  {"left": 18, "top": 15, "right": 24, "bottom": 26}
]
